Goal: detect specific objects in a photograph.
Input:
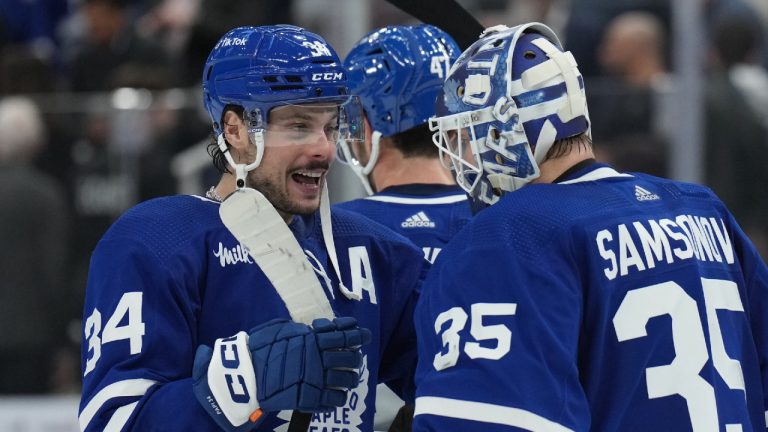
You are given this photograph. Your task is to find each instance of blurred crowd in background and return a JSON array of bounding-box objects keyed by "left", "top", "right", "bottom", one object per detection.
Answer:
[{"left": 0, "top": 0, "right": 766, "bottom": 397}]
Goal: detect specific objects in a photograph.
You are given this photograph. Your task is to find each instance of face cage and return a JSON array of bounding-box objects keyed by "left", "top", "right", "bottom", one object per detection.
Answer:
[{"left": 430, "top": 110, "right": 486, "bottom": 198}]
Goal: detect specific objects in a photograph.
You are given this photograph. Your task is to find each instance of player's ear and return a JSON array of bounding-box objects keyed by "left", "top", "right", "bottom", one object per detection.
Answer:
[{"left": 223, "top": 110, "right": 249, "bottom": 153}]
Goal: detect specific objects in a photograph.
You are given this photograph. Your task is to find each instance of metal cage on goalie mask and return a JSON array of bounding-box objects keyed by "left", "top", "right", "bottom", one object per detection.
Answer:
[
  {"left": 430, "top": 23, "right": 590, "bottom": 205},
  {"left": 338, "top": 24, "right": 460, "bottom": 194},
  {"left": 202, "top": 25, "right": 352, "bottom": 174}
]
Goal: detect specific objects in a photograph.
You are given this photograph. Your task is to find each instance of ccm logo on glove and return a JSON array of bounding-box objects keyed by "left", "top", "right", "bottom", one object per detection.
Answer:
[{"left": 193, "top": 317, "right": 371, "bottom": 432}]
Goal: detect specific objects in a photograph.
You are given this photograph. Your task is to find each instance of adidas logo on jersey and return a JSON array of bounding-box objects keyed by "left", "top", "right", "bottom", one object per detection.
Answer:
[
  {"left": 635, "top": 185, "right": 660, "bottom": 201},
  {"left": 401, "top": 211, "right": 435, "bottom": 228}
]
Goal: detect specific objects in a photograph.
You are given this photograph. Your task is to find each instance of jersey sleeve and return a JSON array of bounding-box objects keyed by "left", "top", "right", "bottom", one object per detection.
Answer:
[
  {"left": 379, "top": 263, "right": 422, "bottom": 403},
  {"left": 377, "top": 238, "right": 426, "bottom": 404},
  {"left": 751, "top": 264, "right": 768, "bottom": 428},
  {"left": 413, "top": 238, "right": 588, "bottom": 431},
  {"left": 732, "top": 216, "right": 768, "bottom": 427},
  {"left": 78, "top": 235, "right": 219, "bottom": 431}
]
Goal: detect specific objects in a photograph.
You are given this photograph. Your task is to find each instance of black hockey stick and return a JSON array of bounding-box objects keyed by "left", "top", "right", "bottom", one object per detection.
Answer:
[
  {"left": 384, "top": 0, "right": 485, "bottom": 49},
  {"left": 287, "top": 412, "right": 313, "bottom": 432}
]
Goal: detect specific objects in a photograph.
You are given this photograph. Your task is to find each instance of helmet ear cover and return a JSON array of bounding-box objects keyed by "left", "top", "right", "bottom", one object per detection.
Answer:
[{"left": 430, "top": 22, "right": 591, "bottom": 204}]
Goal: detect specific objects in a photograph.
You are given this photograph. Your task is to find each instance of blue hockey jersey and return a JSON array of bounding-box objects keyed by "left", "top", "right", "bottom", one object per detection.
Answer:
[
  {"left": 334, "top": 184, "right": 472, "bottom": 264},
  {"left": 78, "top": 195, "right": 424, "bottom": 432},
  {"left": 413, "top": 163, "right": 768, "bottom": 431}
]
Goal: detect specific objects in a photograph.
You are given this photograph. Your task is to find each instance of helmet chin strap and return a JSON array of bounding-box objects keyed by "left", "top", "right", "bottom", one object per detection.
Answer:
[
  {"left": 218, "top": 131, "right": 265, "bottom": 189},
  {"left": 367, "top": 131, "right": 381, "bottom": 175},
  {"left": 350, "top": 130, "right": 381, "bottom": 195},
  {"left": 487, "top": 172, "right": 537, "bottom": 194}
]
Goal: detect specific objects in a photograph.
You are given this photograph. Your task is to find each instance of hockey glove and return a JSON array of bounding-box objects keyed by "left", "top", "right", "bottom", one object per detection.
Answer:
[{"left": 192, "top": 317, "right": 371, "bottom": 431}]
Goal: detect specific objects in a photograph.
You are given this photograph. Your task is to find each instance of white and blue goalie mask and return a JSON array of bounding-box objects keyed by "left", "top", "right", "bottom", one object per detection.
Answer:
[{"left": 430, "top": 23, "right": 590, "bottom": 205}]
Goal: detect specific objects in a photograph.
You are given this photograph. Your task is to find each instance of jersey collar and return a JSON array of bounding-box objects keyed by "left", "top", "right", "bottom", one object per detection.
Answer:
[
  {"left": 288, "top": 212, "right": 318, "bottom": 240},
  {"left": 556, "top": 162, "right": 634, "bottom": 184},
  {"left": 377, "top": 183, "right": 466, "bottom": 196}
]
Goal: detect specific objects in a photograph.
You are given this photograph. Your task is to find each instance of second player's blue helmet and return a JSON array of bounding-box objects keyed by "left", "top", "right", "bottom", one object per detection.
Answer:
[
  {"left": 430, "top": 23, "right": 590, "bottom": 205},
  {"left": 338, "top": 24, "right": 460, "bottom": 194},
  {"left": 203, "top": 25, "right": 363, "bottom": 181}
]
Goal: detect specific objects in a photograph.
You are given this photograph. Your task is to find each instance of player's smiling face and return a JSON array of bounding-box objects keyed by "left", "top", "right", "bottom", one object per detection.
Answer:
[{"left": 247, "top": 103, "right": 339, "bottom": 217}]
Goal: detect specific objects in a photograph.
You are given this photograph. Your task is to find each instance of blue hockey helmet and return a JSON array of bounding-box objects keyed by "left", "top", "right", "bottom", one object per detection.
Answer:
[
  {"left": 343, "top": 24, "right": 460, "bottom": 137},
  {"left": 337, "top": 24, "right": 460, "bottom": 194},
  {"left": 430, "top": 23, "right": 590, "bottom": 205},
  {"left": 203, "top": 25, "right": 363, "bottom": 178}
]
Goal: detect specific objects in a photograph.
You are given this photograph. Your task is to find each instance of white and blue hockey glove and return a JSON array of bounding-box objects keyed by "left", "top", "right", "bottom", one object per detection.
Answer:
[{"left": 192, "top": 317, "right": 371, "bottom": 432}]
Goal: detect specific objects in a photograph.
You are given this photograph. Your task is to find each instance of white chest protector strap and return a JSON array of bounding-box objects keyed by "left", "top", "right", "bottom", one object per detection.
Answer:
[{"left": 219, "top": 187, "right": 335, "bottom": 324}]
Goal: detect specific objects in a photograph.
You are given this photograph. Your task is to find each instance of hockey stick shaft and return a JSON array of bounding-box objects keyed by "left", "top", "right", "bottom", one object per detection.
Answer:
[
  {"left": 384, "top": 0, "right": 484, "bottom": 49},
  {"left": 219, "top": 188, "right": 335, "bottom": 325},
  {"left": 219, "top": 187, "right": 334, "bottom": 432}
]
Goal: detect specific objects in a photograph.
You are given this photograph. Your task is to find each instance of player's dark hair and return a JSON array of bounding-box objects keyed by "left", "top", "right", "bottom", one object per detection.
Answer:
[
  {"left": 387, "top": 123, "right": 439, "bottom": 158},
  {"left": 547, "top": 133, "right": 593, "bottom": 160},
  {"left": 207, "top": 104, "right": 244, "bottom": 174}
]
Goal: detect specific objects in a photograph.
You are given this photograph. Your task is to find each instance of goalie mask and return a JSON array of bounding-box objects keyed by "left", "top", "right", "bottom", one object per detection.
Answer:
[
  {"left": 203, "top": 25, "right": 364, "bottom": 186},
  {"left": 430, "top": 22, "right": 590, "bottom": 205},
  {"left": 339, "top": 24, "right": 460, "bottom": 194}
]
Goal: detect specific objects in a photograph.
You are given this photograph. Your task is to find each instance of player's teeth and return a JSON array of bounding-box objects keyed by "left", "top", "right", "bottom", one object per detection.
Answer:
[{"left": 297, "top": 171, "right": 321, "bottom": 177}]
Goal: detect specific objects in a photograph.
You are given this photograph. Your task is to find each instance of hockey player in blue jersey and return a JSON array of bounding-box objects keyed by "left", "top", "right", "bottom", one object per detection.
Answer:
[
  {"left": 335, "top": 25, "right": 473, "bottom": 266},
  {"left": 414, "top": 22, "right": 768, "bottom": 431},
  {"left": 78, "top": 25, "right": 425, "bottom": 432},
  {"left": 335, "top": 25, "right": 474, "bottom": 431}
]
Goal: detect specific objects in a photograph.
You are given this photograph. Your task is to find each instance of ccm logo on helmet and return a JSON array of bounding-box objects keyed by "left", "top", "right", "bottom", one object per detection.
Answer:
[{"left": 311, "top": 72, "right": 343, "bottom": 82}]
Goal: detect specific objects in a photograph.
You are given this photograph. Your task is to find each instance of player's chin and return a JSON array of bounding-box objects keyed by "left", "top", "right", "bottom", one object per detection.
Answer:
[
  {"left": 286, "top": 189, "right": 323, "bottom": 214},
  {"left": 288, "top": 198, "right": 322, "bottom": 215}
]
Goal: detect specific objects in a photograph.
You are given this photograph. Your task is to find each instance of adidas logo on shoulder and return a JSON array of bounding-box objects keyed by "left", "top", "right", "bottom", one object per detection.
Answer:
[
  {"left": 401, "top": 211, "right": 435, "bottom": 228},
  {"left": 635, "top": 185, "right": 660, "bottom": 201}
]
